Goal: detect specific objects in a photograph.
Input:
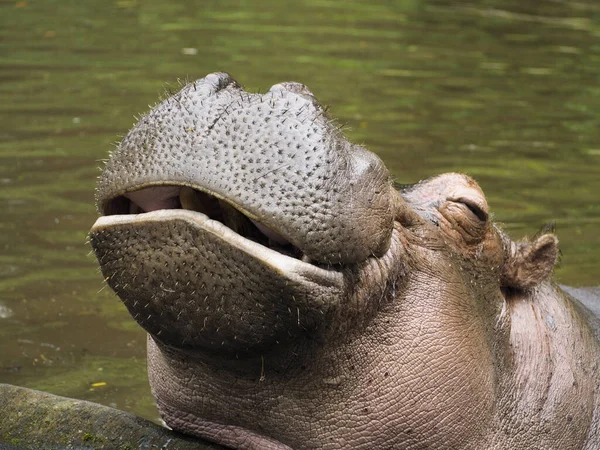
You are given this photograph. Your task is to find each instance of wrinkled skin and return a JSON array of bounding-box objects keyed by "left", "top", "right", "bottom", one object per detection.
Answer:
[{"left": 90, "top": 73, "right": 600, "bottom": 449}]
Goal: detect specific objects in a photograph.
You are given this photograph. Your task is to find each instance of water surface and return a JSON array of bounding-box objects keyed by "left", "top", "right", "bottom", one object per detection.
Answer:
[{"left": 1, "top": 0, "right": 599, "bottom": 421}]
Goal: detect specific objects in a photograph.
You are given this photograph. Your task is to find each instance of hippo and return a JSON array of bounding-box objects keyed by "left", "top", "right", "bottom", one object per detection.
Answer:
[{"left": 90, "top": 73, "right": 600, "bottom": 450}]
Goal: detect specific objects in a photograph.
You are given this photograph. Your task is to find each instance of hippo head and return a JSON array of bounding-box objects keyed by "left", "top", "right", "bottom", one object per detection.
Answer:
[{"left": 90, "top": 73, "right": 562, "bottom": 449}]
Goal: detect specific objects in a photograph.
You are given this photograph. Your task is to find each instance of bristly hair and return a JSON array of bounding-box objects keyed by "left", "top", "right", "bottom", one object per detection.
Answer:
[
  {"left": 537, "top": 221, "right": 556, "bottom": 236},
  {"left": 176, "top": 76, "right": 192, "bottom": 88}
]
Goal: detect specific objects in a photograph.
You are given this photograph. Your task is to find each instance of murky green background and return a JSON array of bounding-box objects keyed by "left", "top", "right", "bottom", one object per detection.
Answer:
[{"left": 1, "top": 0, "right": 599, "bottom": 422}]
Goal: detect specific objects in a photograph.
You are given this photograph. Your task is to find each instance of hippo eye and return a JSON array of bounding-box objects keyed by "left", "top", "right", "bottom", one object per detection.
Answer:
[
  {"left": 457, "top": 198, "right": 488, "bottom": 222},
  {"left": 439, "top": 195, "right": 490, "bottom": 244}
]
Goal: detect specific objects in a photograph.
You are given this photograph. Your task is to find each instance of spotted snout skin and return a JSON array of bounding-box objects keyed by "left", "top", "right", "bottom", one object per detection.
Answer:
[{"left": 96, "top": 73, "right": 393, "bottom": 265}]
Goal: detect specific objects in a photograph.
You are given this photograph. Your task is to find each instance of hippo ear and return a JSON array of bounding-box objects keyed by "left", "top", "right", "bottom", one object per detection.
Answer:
[{"left": 501, "top": 234, "right": 559, "bottom": 289}]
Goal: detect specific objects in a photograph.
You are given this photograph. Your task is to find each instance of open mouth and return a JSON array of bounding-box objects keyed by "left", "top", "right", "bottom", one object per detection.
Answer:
[
  {"left": 102, "top": 185, "right": 307, "bottom": 261},
  {"left": 91, "top": 182, "right": 345, "bottom": 352}
]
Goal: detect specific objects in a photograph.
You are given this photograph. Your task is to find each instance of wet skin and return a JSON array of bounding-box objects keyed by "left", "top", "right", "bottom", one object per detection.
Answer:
[{"left": 90, "top": 73, "right": 600, "bottom": 449}]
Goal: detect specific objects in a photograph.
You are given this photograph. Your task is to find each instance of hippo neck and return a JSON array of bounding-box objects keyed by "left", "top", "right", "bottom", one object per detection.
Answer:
[{"left": 494, "top": 282, "right": 600, "bottom": 448}]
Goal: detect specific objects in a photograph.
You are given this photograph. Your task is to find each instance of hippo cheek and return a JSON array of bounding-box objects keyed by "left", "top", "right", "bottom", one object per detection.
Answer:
[{"left": 89, "top": 209, "right": 344, "bottom": 354}]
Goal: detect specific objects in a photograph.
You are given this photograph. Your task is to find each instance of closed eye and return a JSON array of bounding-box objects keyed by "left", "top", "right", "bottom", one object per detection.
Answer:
[{"left": 460, "top": 199, "right": 488, "bottom": 222}]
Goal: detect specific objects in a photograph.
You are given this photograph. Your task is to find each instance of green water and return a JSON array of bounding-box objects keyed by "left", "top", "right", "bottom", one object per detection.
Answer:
[{"left": 0, "top": 0, "right": 598, "bottom": 422}]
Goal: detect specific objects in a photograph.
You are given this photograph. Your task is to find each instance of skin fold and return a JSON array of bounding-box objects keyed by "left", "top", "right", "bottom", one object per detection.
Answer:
[{"left": 90, "top": 73, "right": 600, "bottom": 449}]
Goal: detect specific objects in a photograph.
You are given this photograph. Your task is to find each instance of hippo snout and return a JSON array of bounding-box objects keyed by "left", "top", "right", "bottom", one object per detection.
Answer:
[{"left": 90, "top": 73, "right": 399, "bottom": 355}]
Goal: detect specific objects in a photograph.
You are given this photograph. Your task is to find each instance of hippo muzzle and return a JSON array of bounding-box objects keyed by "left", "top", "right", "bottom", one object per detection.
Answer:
[{"left": 90, "top": 73, "right": 394, "bottom": 354}]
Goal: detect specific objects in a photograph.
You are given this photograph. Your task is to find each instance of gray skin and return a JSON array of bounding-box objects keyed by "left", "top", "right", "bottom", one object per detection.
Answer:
[{"left": 90, "top": 73, "right": 600, "bottom": 450}]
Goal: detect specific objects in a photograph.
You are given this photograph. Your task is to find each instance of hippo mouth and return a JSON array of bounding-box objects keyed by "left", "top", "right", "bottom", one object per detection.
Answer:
[
  {"left": 93, "top": 183, "right": 342, "bottom": 285},
  {"left": 90, "top": 183, "right": 344, "bottom": 354},
  {"left": 101, "top": 184, "right": 307, "bottom": 261}
]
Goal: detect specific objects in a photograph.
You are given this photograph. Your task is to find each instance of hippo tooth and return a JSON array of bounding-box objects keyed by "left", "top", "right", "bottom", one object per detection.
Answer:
[
  {"left": 300, "top": 254, "right": 313, "bottom": 264},
  {"left": 251, "top": 219, "right": 290, "bottom": 246},
  {"left": 179, "top": 186, "right": 204, "bottom": 213}
]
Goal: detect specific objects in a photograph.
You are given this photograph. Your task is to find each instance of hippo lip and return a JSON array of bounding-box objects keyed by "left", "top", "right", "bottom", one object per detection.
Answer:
[{"left": 93, "top": 184, "right": 343, "bottom": 287}]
